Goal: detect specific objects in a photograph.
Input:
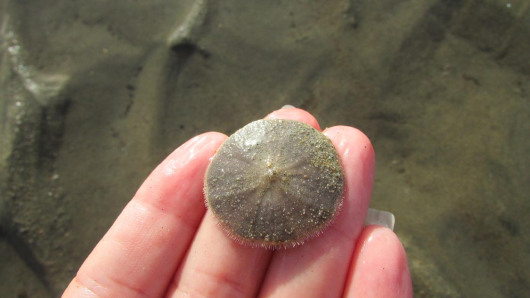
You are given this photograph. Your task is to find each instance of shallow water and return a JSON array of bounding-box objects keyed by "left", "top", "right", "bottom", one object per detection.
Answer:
[{"left": 1, "top": 0, "right": 529, "bottom": 296}]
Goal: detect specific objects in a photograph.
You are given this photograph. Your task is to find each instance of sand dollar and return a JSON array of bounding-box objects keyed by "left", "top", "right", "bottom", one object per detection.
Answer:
[{"left": 204, "top": 119, "right": 344, "bottom": 248}]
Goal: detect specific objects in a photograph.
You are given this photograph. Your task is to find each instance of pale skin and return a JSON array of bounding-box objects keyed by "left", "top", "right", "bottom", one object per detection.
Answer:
[{"left": 63, "top": 108, "right": 413, "bottom": 298}]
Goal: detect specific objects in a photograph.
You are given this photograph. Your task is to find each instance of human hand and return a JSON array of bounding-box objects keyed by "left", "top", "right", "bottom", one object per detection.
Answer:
[{"left": 63, "top": 107, "right": 412, "bottom": 297}]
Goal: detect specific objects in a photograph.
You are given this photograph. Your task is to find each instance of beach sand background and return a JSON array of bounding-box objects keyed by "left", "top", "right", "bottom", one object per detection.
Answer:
[{"left": 1, "top": 0, "right": 529, "bottom": 296}]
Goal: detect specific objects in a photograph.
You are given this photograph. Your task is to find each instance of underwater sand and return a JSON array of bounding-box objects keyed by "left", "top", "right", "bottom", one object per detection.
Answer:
[{"left": 1, "top": 0, "right": 529, "bottom": 296}]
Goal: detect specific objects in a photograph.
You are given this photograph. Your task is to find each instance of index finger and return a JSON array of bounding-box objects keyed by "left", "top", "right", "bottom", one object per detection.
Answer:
[
  {"left": 265, "top": 106, "right": 321, "bottom": 130},
  {"left": 63, "top": 132, "right": 227, "bottom": 298}
]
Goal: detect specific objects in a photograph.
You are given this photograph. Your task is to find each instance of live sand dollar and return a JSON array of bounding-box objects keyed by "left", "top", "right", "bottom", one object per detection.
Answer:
[{"left": 204, "top": 119, "right": 344, "bottom": 248}]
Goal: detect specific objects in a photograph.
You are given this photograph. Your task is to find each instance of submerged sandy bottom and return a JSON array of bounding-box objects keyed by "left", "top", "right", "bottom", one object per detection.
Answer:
[{"left": 1, "top": 0, "right": 529, "bottom": 296}]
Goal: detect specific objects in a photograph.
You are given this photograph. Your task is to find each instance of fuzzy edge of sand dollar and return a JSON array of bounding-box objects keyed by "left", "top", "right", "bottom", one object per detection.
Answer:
[{"left": 204, "top": 118, "right": 345, "bottom": 249}]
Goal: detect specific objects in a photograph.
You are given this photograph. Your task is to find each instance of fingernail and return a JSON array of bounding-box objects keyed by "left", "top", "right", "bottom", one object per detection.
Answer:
[
  {"left": 365, "top": 208, "right": 395, "bottom": 230},
  {"left": 281, "top": 104, "right": 296, "bottom": 109}
]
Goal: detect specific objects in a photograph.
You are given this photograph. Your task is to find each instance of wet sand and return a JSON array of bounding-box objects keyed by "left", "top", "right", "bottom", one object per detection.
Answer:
[{"left": 1, "top": 0, "right": 529, "bottom": 296}]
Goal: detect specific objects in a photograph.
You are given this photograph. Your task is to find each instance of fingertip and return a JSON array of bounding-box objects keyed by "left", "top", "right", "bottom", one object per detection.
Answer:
[
  {"left": 135, "top": 131, "right": 228, "bottom": 217},
  {"left": 197, "top": 131, "right": 229, "bottom": 142},
  {"left": 345, "top": 226, "right": 413, "bottom": 298},
  {"left": 323, "top": 125, "right": 375, "bottom": 198},
  {"left": 169, "top": 131, "right": 228, "bottom": 161},
  {"left": 150, "top": 131, "right": 227, "bottom": 178},
  {"left": 323, "top": 126, "right": 375, "bottom": 164},
  {"left": 178, "top": 131, "right": 228, "bottom": 142},
  {"left": 265, "top": 107, "right": 321, "bottom": 130}
]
